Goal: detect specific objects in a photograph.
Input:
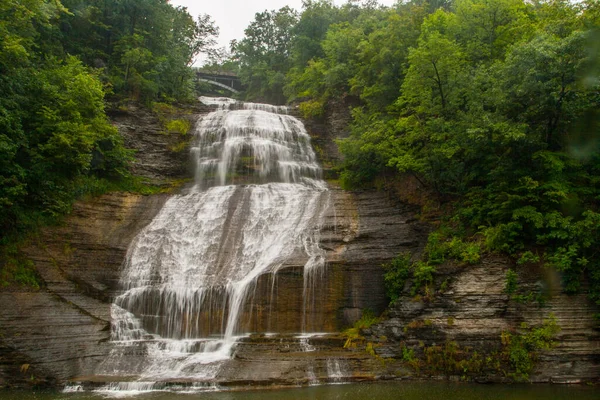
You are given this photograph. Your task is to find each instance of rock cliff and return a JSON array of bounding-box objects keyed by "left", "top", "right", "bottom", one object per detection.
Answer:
[
  {"left": 0, "top": 193, "right": 168, "bottom": 387},
  {"left": 365, "top": 257, "right": 600, "bottom": 383},
  {"left": 0, "top": 99, "right": 598, "bottom": 389}
]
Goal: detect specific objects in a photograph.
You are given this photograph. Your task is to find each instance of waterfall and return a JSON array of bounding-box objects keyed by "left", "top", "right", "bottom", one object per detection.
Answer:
[
  {"left": 326, "top": 358, "right": 348, "bottom": 383},
  {"left": 97, "top": 97, "right": 330, "bottom": 388}
]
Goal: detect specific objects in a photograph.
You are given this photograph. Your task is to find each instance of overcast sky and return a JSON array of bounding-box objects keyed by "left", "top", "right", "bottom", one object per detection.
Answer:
[{"left": 169, "top": 0, "right": 398, "bottom": 63}]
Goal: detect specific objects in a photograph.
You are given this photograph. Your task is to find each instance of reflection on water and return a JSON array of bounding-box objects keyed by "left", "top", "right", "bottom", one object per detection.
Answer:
[{"left": 1, "top": 383, "right": 598, "bottom": 400}]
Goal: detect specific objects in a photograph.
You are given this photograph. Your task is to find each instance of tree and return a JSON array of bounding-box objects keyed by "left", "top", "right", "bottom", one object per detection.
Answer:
[
  {"left": 402, "top": 32, "right": 467, "bottom": 116},
  {"left": 350, "top": 3, "right": 427, "bottom": 109},
  {"left": 233, "top": 7, "right": 298, "bottom": 103},
  {"left": 453, "top": 0, "right": 531, "bottom": 62},
  {"left": 58, "top": 0, "right": 219, "bottom": 101},
  {"left": 499, "top": 31, "right": 595, "bottom": 150}
]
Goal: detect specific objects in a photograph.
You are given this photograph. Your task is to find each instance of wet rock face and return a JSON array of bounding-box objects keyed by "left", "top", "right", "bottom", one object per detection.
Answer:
[
  {"left": 323, "top": 188, "right": 428, "bottom": 326},
  {"left": 0, "top": 187, "right": 426, "bottom": 388},
  {"left": 0, "top": 193, "right": 169, "bottom": 387},
  {"left": 109, "top": 103, "right": 209, "bottom": 186},
  {"left": 231, "top": 187, "right": 428, "bottom": 334},
  {"left": 1, "top": 100, "right": 598, "bottom": 388},
  {"left": 365, "top": 257, "right": 600, "bottom": 383},
  {"left": 0, "top": 100, "right": 428, "bottom": 387}
]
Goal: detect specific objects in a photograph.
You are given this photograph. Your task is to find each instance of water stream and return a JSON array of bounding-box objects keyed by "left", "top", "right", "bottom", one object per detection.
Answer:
[{"left": 95, "top": 97, "right": 330, "bottom": 388}]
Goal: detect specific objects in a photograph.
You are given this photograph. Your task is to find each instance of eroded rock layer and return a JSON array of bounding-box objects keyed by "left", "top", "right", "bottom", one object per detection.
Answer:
[
  {"left": 0, "top": 193, "right": 168, "bottom": 387},
  {"left": 1, "top": 100, "right": 598, "bottom": 389},
  {"left": 0, "top": 184, "right": 426, "bottom": 387}
]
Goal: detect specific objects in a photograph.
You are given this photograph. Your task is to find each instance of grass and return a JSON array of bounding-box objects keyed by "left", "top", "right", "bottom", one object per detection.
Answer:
[
  {"left": 343, "top": 309, "right": 381, "bottom": 348},
  {"left": 0, "top": 243, "right": 41, "bottom": 289}
]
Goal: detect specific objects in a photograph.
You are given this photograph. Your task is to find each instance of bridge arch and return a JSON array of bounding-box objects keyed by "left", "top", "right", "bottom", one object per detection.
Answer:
[
  {"left": 198, "top": 78, "right": 240, "bottom": 94},
  {"left": 195, "top": 70, "right": 243, "bottom": 94}
]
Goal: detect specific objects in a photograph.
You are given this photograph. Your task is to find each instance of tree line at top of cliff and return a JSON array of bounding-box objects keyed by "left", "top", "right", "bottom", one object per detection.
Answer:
[
  {"left": 225, "top": 0, "right": 600, "bottom": 308},
  {"left": 0, "top": 0, "right": 219, "bottom": 250}
]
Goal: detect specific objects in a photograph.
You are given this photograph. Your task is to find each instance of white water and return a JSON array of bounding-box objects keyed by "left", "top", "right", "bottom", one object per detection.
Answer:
[
  {"left": 326, "top": 359, "right": 348, "bottom": 383},
  {"left": 97, "top": 97, "right": 330, "bottom": 388}
]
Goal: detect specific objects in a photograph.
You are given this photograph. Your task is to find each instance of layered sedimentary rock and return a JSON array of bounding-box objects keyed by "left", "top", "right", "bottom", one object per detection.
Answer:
[
  {"left": 0, "top": 186, "right": 425, "bottom": 388},
  {"left": 0, "top": 193, "right": 169, "bottom": 387},
  {"left": 365, "top": 257, "right": 600, "bottom": 383},
  {"left": 109, "top": 103, "right": 208, "bottom": 186},
  {"left": 1, "top": 98, "right": 598, "bottom": 389}
]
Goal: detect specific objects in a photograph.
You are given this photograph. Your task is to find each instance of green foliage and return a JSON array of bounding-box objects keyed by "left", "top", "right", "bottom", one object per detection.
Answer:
[
  {"left": 382, "top": 253, "right": 412, "bottom": 304},
  {"left": 402, "top": 339, "right": 493, "bottom": 378},
  {"left": 398, "top": 315, "right": 560, "bottom": 381},
  {"left": 356, "top": 308, "right": 380, "bottom": 328},
  {"left": 384, "top": 225, "right": 484, "bottom": 303},
  {"left": 505, "top": 269, "right": 518, "bottom": 294},
  {"left": 165, "top": 119, "right": 191, "bottom": 136},
  {"left": 263, "top": 0, "right": 600, "bottom": 304},
  {"left": 298, "top": 99, "right": 326, "bottom": 119},
  {"left": 501, "top": 314, "right": 560, "bottom": 380},
  {"left": 0, "top": 48, "right": 132, "bottom": 234},
  {"left": 517, "top": 251, "right": 540, "bottom": 266},
  {"left": 0, "top": 245, "right": 40, "bottom": 289},
  {"left": 350, "top": 4, "right": 427, "bottom": 110},
  {"left": 411, "top": 262, "right": 435, "bottom": 296},
  {"left": 74, "top": 175, "right": 165, "bottom": 198},
  {"left": 425, "top": 229, "right": 482, "bottom": 265},
  {"left": 232, "top": 6, "right": 298, "bottom": 104},
  {"left": 423, "top": 340, "right": 464, "bottom": 375},
  {"left": 402, "top": 345, "right": 415, "bottom": 362},
  {"left": 0, "top": 0, "right": 212, "bottom": 258},
  {"left": 505, "top": 267, "right": 546, "bottom": 305},
  {"left": 151, "top": 102, "right": 178, "bottom": 118},
  {"left": 343, "top": 308, "right": 380, "bottom": 348},
  {"left": 58, "top": 0, "right": 218, "bottom": 102}
]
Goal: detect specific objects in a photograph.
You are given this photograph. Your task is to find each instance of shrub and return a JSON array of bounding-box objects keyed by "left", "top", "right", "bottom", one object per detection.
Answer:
[
  {"left": 298, "top": 99, "right": 325, "bottom": 119},
  {"left": 383, "top": 253, "right": 412, "bottom": 304},
  {"left": 0, "top": 246, "right": 40, "bottom": 289},
  {"left": 505, "top": 269, "right": 518, "bottom": 294},
  {"left": 165, "top": 119, "right": 191, "bottom": 135},
  {"left": 343, "top": 309, "right": 381, "bottom": 348},
  {"left": 501, "top": 314, "right": 560, "bottom": 380}
]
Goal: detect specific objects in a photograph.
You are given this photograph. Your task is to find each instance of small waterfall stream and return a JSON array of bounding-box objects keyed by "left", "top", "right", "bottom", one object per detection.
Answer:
[{"left": 95, "top": 97, "right": 330, "bottom": 390}]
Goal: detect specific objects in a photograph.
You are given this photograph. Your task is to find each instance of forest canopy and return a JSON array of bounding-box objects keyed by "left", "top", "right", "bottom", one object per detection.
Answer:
[
  {"left": 0, "top": 0, "right": 217, "bottom": 240},
  {"left": 231, "top": 0, "right": 600, "bottom": 306},
  {"left": 2, "top": 0, "right": 599, "bottom": 306}
]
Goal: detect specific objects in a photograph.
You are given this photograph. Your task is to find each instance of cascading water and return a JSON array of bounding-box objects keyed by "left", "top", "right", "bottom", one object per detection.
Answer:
[
  {"left": 95, "top": 97, "right": 330, "bottom": 390},
  {"left": 326, "top": 359, "right": 348, "bottom": 383}
]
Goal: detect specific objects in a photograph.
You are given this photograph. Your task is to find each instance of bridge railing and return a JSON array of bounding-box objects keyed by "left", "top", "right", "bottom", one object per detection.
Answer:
[{"left": 193, "top": 67, "right": 239, "bottom": 78}]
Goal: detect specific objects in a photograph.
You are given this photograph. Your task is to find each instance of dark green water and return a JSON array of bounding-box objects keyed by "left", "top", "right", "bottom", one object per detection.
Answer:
[{"left": 1, "top": 383, "right": 598, "bottom": 400}]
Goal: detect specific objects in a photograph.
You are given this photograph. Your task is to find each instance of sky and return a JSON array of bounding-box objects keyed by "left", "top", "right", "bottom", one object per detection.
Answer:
[{"left": 169, "top": 0, "right": 398, "bottom": 63}]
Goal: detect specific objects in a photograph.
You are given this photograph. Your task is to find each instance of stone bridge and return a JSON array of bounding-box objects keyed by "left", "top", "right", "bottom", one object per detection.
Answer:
[{"left": 195, "top": 70, "right": 243, "bottom": 94}]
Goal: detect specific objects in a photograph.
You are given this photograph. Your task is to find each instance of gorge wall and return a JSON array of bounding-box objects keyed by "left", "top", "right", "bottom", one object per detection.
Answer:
[{"left": 0, "top": 99, "right": 598, "bottom": 389}]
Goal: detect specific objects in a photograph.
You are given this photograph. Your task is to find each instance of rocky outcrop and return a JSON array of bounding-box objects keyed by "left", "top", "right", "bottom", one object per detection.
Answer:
[
  {"left": 227, "top": 186, "right": 428, "bottom": 334},
  {"left": 364, "top": 257, "right": 600, "bottom": 383},
  {"left": 302, "top": 97, "right": 354, "bottom": 167},
  {"left": 0, "top": 183, "right": 427, "bottom": 388},
  {"left": 109, "top": 103, "right": 209, "bottom": 186},
  {"left": 0, "top": 193, "right": 169, "bottom": 388},
  {"left": 1, "top": 99, "right": 598, "bottom": 389}
]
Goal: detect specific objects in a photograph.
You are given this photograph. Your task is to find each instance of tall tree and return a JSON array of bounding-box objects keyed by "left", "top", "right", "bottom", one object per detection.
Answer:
[{"left": 233, "top": 6, "right": 298, "bottom": 104}]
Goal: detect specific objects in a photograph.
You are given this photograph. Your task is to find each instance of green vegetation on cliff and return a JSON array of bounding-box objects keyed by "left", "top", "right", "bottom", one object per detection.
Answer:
[
  {"left": 233, "top": 0, "right": 600, "bottom": 308},
  {"left": 0, "top": 0, "right": 217, "bottom": 286}
]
